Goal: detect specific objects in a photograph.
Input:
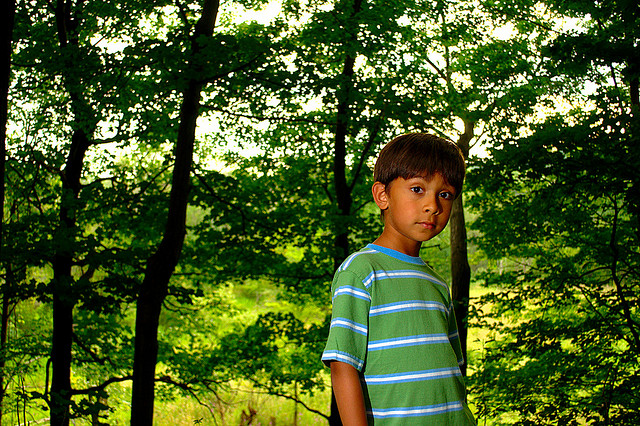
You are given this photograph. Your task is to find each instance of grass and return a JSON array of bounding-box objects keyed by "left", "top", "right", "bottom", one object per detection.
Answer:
[{"left": 153, "top": 380, "right": 332, "bottom": 426}]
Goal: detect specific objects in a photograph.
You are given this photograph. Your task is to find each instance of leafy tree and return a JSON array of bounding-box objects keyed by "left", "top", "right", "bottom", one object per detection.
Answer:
[
  {"left": 190, "top": 0, "right": 560, "bottom": 421},
  {"left": 130, "top": 0, "right": 220, "bottom": 423},
  {"left": 7, "top": 0, "right": 301, "bottom": 423},
  {"left": 6, "top": 0, "right": 281, "bottom": 423},
  {"left": 8, "top": 0, "right": 185, "bottom": 423},
  {"left": 468, "top": 1, "right": 640, "bottom": 423},
  {"left": 7, "top": 0, "right": 627, "bottom": 424},
  {"left": 26, "top": 1, "right": 147, "bottom": 423}
]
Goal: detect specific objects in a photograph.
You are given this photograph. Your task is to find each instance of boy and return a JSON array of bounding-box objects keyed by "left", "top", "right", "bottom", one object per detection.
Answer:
[{"left": 322, "top": 133, "right": 476, "bottom": 425}]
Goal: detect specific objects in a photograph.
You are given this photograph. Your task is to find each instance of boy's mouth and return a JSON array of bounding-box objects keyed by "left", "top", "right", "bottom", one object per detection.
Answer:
[{"left": 418, "top": 221, "right": 436, "bottom": 229}]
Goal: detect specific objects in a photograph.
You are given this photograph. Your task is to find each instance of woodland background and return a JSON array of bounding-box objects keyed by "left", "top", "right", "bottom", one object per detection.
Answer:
[{"left": 0, "top": 0, "right": 638, "bottom": 425}]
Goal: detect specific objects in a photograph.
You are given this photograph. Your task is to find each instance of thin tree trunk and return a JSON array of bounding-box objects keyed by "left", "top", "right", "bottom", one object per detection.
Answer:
[
  {"left": 450, "top": 119, "right": 473, "bottom": 376},
  {"left": 50, "top": 1, "right": 96, "bottom": 423},
  {"left": 129, "top": 2, "right": 218, "bottom": 424},
  {"left": 50, "top": 129, "right": 91, "bottom": 426},
  {"left": 0, "top": 0, "right": 15, "bottom": 421},
  {"left": 332, "top": 54, "right": 356, "bottom": 267},
  {"left": 0, "top": 263, "right": 13, "bottom": 426}
]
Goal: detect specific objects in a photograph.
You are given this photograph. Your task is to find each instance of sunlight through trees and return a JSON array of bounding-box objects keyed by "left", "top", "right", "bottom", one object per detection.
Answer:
[{"left": 1, "top": 0, "right": 638, "bottom": 424}]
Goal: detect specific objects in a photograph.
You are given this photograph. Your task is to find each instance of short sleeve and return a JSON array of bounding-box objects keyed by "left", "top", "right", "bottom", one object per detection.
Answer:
[{"left": 321, "top": 269, "right": 371, "bottom": 371}]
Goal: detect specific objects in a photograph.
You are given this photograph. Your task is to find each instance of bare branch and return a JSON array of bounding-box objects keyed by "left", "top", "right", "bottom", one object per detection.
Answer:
[
  {"left": 71, "top": 376, "right": 132, "bottom": 396},
  {"left": 349, "top": 110, "right": 383, "bottom": 192},
  {"left": 424, "top": 56, "right": 448, "bottom": 83},
  {"left": 243, "top": 379, "right": 329, "bottom": 421},
  {"left": 156, "top": 375, "right": 221, "bottom": 425},
  {"left": 72, "top": 332, "right": 113, "bottom": 367}
]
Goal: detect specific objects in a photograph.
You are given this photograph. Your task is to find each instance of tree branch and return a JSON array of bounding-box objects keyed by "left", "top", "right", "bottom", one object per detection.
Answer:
[
  {"left": 349, "top": 110, "right": 383, "bottom": 192},
  {"left": 193, "top": 169, "right": 283, "bottom": 234},
  {"left": 71, "top": 375, "right": 133, "bottom": 396},
  {"left": 200, "top": 104, "right": 331, "bottom": 125},
  {"left": 156, "top": 375, "right": 222, "bottom": 425},
  {"left": 72, "top": 332, "right": 113, "bottom": 367}
]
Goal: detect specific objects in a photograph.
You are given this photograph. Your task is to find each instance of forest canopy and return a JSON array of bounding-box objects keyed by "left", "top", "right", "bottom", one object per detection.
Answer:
[{"left": 1, "top": 0, "right": 638, "bottom": 425}]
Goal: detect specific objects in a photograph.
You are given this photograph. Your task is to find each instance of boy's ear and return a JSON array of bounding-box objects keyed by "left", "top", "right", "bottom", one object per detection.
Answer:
[{"left": 372, "top": 182, "right": 389, "bottom": 210}]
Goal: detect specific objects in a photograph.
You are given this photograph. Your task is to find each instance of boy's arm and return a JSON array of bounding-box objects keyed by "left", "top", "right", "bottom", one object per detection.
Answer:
[{"left": 331, "top": 361, "right": 368, "bottom": 426}]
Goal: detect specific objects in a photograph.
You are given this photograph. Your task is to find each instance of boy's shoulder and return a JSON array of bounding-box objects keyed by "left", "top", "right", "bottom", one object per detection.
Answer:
[
  {"left": 335, "top": 244, "right": 449, "bottom": 291},
  {"left": 336, "top": 245, "right": 380, "bottom": 273}
]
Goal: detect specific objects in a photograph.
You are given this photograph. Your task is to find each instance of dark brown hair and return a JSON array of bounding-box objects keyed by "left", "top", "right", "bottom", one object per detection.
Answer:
[{"left": 374, "top": 133, "right": 466, "bottom": 198}]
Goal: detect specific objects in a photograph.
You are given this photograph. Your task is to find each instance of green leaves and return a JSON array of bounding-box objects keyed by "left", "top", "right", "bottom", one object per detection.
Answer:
[
  {"left": 214, "top": 312, "right": 329, "bottom": 394},
  {"left": 6, "top": 0, "right": 638, "bottom": 422},
  {"left": 467, "top": 2, "right": 640, "bottom": 421}
]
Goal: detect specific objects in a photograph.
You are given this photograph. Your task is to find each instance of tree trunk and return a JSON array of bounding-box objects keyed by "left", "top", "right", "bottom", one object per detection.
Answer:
[
  {"left": 0, "top": 0, "right": 15, "bottom": 421},
  {"left": 450, "top": 119, "right": 473, "bottom": 376},
  {"left": 329, "top": 1, "right": 364, "bottom": 424},
  {"left": 129, "top": 2, "right": 218, "bottom": 424},
  {"left": 628, "top": 59, "right": 639, "bottom": 108},
  {"left": 49, "top": 1, "right": 97, "bottom": 422},
  {"left": 50, "top": 129, "right": 91, "bottom": 426},
  {"left": 332, "top": 53, "right": 356, "bottom": 268}
]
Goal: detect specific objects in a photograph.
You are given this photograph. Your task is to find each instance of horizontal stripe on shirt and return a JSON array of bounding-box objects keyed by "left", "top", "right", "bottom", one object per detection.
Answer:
[
  {"left": 369, "top": 300, "right": 448, "bottom": 317},
  {"left": 369, "top": 401, "right": 464, "bottom": 418},
  {"left": 321, "top": 350, "right": 364, "bottom": 370},
  {"left": 332, "top": 285, "right": 371, "bottom": 302},
  {"left": 362, "top": 270, "right": 449, "bottom": 291},
  {"left": 364, "top": 367, "right": 461, "bottom": 385},
  {"left": 368, "top": 334, "right": 450, "bottom": 351},
  {"left": 330, "top": 317, "right": 368, "bottom": 335}
]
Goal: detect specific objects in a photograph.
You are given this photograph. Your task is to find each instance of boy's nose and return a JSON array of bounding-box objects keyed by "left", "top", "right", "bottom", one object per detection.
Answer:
[{"left": 423, "top": 194, "right": 441, "bottom": 214}]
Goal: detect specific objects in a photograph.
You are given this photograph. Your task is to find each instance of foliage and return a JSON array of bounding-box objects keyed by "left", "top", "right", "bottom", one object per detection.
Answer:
[
  {"left": 467, "top": 1, "right": 640, "bottom": 423},
  {"left": 215, "top": 312, "right": 329, "bottom": 397},
  {"left": 4, "top": 0, "right": 638, "bottom": 423},
  {"left": 4, "top": 0, "right": 284, "bottom": 422}
]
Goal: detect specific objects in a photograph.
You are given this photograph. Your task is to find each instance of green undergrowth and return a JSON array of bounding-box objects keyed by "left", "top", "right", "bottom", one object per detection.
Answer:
[{"left": 4, "top": 276, "right": 490, "bottom": 425}]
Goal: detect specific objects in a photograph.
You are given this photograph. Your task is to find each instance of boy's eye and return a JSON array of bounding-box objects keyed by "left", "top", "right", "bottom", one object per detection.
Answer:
[
  {"left": 439, "top": 191, "right": 454, "bottom": 200},
  {"left": 410, "top": 186, "right": 424, "bottom": 194}
]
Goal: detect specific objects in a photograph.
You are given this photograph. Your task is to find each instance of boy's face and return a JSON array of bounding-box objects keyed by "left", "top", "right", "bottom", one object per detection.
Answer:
[{"left": 372, "top": 173, "right": 456, "bottom": 256}]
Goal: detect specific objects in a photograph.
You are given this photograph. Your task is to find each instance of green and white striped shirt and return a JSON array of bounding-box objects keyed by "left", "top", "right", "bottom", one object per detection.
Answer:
[{"left": 322, "top": 244, "right": 476, "bottom": 425}]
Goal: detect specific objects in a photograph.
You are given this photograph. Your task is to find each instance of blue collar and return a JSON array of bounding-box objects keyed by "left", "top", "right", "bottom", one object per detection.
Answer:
[{"left": 366, "top": 244, "right": 426, "bottom": 265}]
